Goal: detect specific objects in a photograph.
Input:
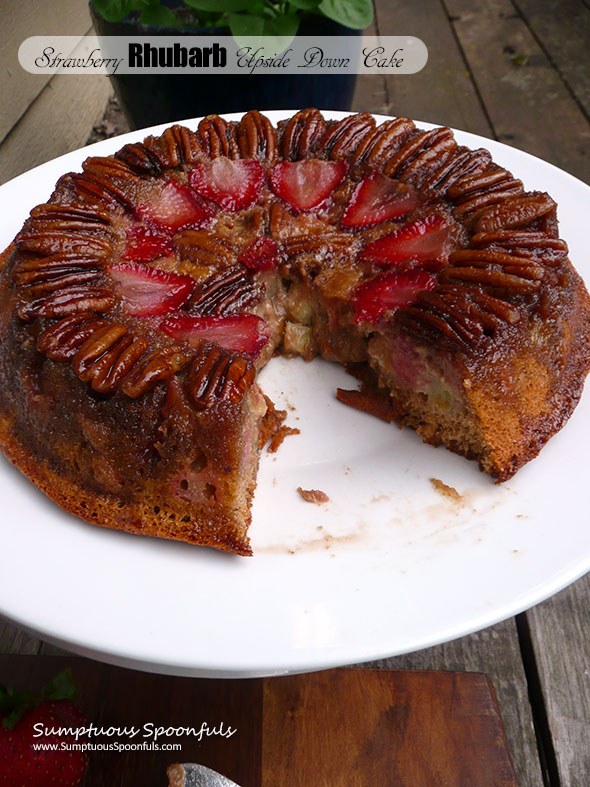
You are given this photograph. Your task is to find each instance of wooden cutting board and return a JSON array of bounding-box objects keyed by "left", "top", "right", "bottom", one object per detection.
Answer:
[{"left": 0, "top": 656, "right": 517, "bottom": 786}]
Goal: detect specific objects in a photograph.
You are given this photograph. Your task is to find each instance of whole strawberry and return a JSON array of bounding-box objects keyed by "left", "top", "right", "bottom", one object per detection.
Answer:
[{"left": 0, "top": 669, "right": 88, "bottom": 786}]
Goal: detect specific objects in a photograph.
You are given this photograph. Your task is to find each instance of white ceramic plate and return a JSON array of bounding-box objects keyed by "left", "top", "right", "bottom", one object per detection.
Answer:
[{"left": 0, "top": 112, "right": 588, "bottom": 677}]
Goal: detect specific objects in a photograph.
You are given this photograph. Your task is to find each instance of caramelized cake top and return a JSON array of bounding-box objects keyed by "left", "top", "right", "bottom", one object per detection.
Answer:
[{"left": 6, "top": 109, "right": 582, "bottom": 416}]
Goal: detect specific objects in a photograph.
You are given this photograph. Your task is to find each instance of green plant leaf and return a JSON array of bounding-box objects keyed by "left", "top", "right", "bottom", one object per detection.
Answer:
[
  {"left": 92, "top": 0, "right": 144, "bottom": 23},
  {"left": 229, "top": 12, "right": 265, "bottom": 37},
  {"left": 185, "top": 0, "right": 255, "bottom": 11},
  {"left": 40, "top": 669, "right": 75, "bottom": 703},
  {"left": 263, "top": 13, "right": 301, "bottom": 39},
  {"left": 318, "top": 0, "right": 373, "bottom": 29},
  {"left": 288, "top": 0, "right": 320, "bottom": 9},
  {"left": 1, "top": 669, "right": 76, "bottom": 730},
  {"left": 140, "top": 5, "right": 179, "bottom": 26}
]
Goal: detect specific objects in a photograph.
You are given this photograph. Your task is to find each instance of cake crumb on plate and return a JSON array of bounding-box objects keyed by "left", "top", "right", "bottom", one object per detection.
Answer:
[
  {"left": 297, "top": 487, "right": 330, "bottom": 505},
  {"left": 430, "top": 478, "right": 463, "bottom": 503}
]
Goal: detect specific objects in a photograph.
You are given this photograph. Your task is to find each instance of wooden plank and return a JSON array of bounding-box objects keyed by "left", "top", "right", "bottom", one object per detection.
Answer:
[
  {"left": 445, "top": 0, "right": 590, "bottom": 183},
  {"left": 371, "top": 0, "right": 492, "bottom": 134},
  {"left": 0, "top": 71, "right": 112, "bottom": 184},
  {"left": 363, "top": 617, "right": 544, "bottom": 787},
  {"left": 262, "top": 669, "right": 518, "bottom": 786},
  {"left": 0, "top": 617, "right": 40, "bottom": 655},
  {"left": 351, "top": 17, "right": 389, "bottom": 115},
  {"left": 512, "top": 0, "right": 590, "bottom": 117},
  {"left": 526, "top": 573, "right": 590, "bottom": 787},
  {"left": 0, "top": 0, "right": 93, "bottom": 143}
]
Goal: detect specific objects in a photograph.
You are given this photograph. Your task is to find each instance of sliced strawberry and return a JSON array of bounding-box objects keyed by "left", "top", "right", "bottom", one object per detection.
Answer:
[
  {"left": 353, "top": 270, "right": 436, "bottom": 323},
  {"left": 138, "top": 180, "right": 215, "bottom": 232},
  {"left": 238, "top": 237, "right": 280, "bottom": 271},
  {"left": 270, "top": 159, "right": 347, "bottom": 212},
  {"left": 189, "top": 157, "right": 265, "bottom": 212},
  {"left": 360, "top": 215, "right": 450, "bottom": 267},
  {"left": 111, "top": 262, "right": 195, "bottom": 317},
  {"left": 341, "top": 173, "right": 418, "bottom": 227},
  {"left": 122, "top": 224, "right": 173, "bottom": 262},
  {"left": 161, "top": 313, "right": 270, "bottom": 357}
]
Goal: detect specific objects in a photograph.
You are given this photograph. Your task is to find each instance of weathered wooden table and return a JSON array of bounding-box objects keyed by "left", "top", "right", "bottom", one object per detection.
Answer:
[{"left": 1, "top": 2, "right": 588, "bottom": 785}]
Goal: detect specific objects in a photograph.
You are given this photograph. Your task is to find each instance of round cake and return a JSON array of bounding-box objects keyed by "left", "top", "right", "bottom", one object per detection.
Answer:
[{"left": 0, "top": 109, "right": 589, "bottom": 555}]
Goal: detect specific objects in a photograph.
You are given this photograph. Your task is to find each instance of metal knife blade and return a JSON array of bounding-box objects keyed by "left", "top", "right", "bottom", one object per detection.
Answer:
[{"left": 167, "top": 762, "right": 242, "bottom": 787}]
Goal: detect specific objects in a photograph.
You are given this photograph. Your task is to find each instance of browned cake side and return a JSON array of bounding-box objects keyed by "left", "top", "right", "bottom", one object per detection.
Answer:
[{"left": 0, "top": 109, "right": 589, "bottom": 554}]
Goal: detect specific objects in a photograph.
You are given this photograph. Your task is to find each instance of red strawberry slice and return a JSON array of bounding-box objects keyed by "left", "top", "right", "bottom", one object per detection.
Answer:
[
  {"left": 111, "top": 262, "right": 195, "bottom": 317},
  {"left": 353, "top": 269, "right": 436, "bottom": 323},
  {"left": 122, "top": 224, "right": 173, "bottom": 262},
  {"left": 138, "top": 180, "right": 215, "bottom": 232},
  {"left": 270, "top": 159, "right": 347, "bottom": 212},
  {"left": 360, "top": 215, "right": 450, "bottom": 267},
  {"left": 238, "top": 237, "right": 280, "bottom": 271},
  {"left": 161, "top": 313, "right": 270, "bottom": 357},
  {"left": 342, "top": 173, "right": 418, "bottom": 227},
  {"left": 189, "top": 157, "right": 265, "bottom": 212}
]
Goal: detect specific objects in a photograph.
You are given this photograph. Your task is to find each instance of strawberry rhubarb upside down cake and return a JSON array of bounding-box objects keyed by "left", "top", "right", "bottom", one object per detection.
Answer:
[{"left": 0, "top": 110, "right": 589, "bottom": 554}]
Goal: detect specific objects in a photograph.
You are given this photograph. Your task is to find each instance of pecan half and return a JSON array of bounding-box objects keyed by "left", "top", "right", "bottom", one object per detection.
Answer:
[
  {"left": 13, "top": 253, "right": 102, "bottom": 287},
  {"left": 439, "top": 265, "right": 542, "bottom": 296},
  {"left": 414, "top": 290, "right": 486, "bottom": 346},
  {"left": 449, "top": 249, "right": 545, "bottom": 281},
  {"left": 175, "top": 231, "right": 237, "bottom": 266},
  {"left": 279, "top": 108, "right": 326, "bottom": 160},
  {"left": 433, "top": 285, "right": 508, "bottom": 332},
  {"left": 471, "top": 230, "right": 568, "bottom": 266},
  {"left": 198, "top": 115, "right": 239, "bottom": 158},
  {"left": 351, "top": 117, "right": 415, "bottom": 172},
  {"left": 72, "top": 324, "right": 149, "bottom": 394},
  {"left": 28, "top": 202, "right": 113, "bottom": 226},
  {"left": 384, "top": 128, "right": 454, "bottom": 179},
  {"left": 283, "top": 232, "right": 354, "bottom": 258},
  {"left": 397, "top": 133, "right": 458, "bottom": 186},
  {"left": 448, "top": 168, "right": 515, "bottom": 201},
  {"left": 121, "top": 346, "right": 192, "bottom": 398},
  {"left": 421, "top": 147, "right": 492, "bottom": 200},
  {"left": 452, "top": 182, "right": 524, "bottom": 219},
  {"left": 71, "top": 323, "right": 129, "bottom": 379},
  {"left": 18, "top": 286, "right": 115, "bottom": 321},
  {"left": 191, "top": 268, "right": 261, "bottom": 316},
  {"left": 37, "top": 313, "right": 109, "bottom": 361},
  {"left": 473, "top": 193, "right": 556, "bottom": 233},
  {"left": 115, "top": 142, "right": 163, "bottom": 176},
  {"left": 15, "top": 228, "right": 112, "bottom": 256},
  {"left": 143, "top": 125, "right": 204, "bottom": 168},
  {"left": 321, "top": 113, "right": 376, "bottom": 160},
  {"left": 186, "top": 345, "right": 255, "bottom": 410},
  {"left": 237, "top": 110, "right": 278, "bottom": 160},
  {"left": 397, "top": 304, "right": 480, "bottom": 348}
]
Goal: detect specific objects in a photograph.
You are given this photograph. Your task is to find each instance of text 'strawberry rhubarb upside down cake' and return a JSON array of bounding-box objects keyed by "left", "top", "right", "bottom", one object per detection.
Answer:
[{"left": 0, "top": 110, "right": 589, "bottom": 554}]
